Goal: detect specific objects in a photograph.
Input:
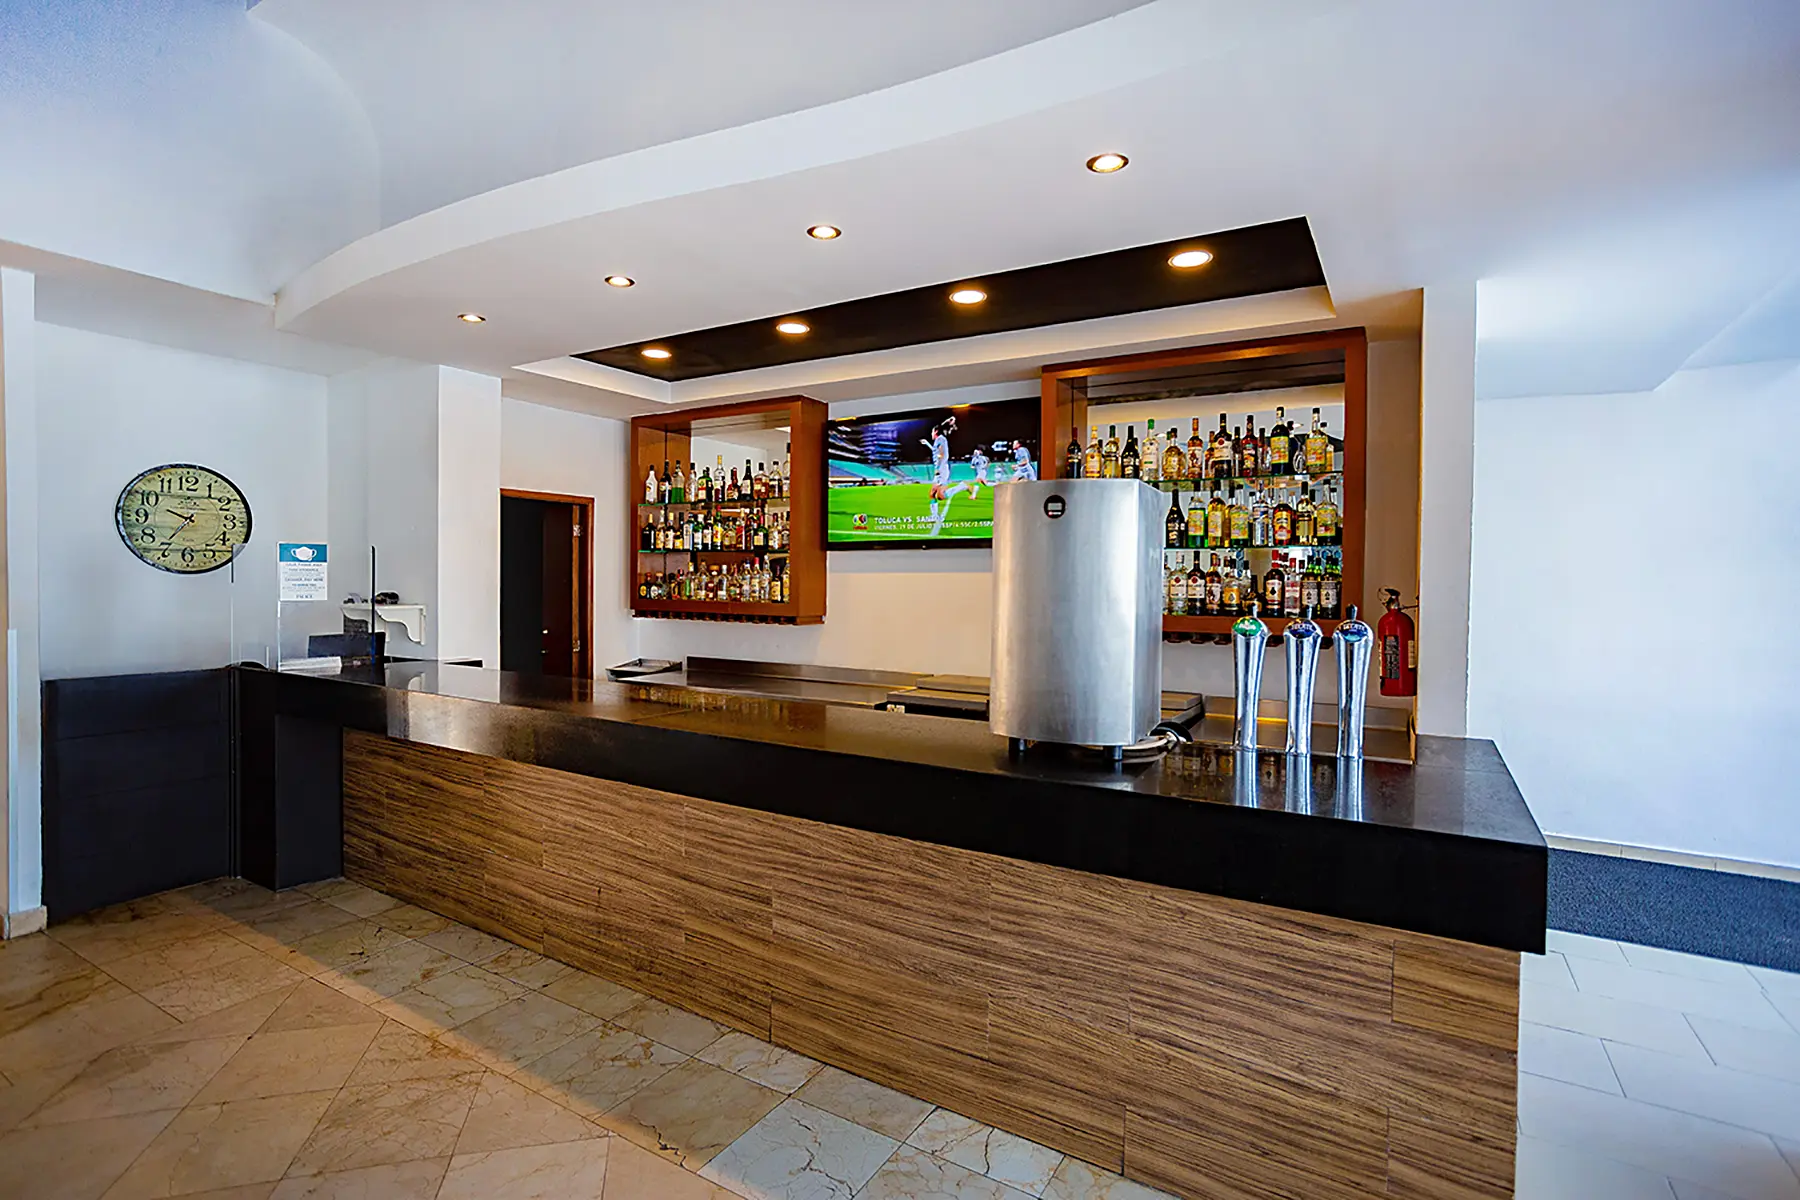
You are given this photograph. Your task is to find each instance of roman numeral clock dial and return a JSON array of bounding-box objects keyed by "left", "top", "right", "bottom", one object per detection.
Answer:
[{"left": 115, "top": 464, "right": 252, "bottom": 574}]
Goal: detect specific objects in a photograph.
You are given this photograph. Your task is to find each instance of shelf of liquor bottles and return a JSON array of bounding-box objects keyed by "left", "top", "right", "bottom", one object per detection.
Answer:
[
  {"left": 1041, "top": 329, "right": 1367, "bottom": 638},
  {"left": 629, "top": 396, "right": 827, "bottom": 625}
]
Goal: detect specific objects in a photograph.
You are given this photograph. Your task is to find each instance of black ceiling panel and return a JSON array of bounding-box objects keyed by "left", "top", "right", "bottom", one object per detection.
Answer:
[{"left": 577, "top": 217, "right": 1325, "bottom": 382}]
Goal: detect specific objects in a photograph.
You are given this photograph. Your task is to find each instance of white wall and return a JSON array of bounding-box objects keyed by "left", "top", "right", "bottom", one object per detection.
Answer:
[
  {"left": 436, "top": 369, "right": 500, "bottom": 667},
  {"left": 2, "top": 268, "right": 37, "bottom": 917},
  {"left": 1468, "top": 359, "right": 1800, "bottom": 869},
  {"left": 1418, "top": 283, "right": 1477, "bottom": 736},
  {"left": 500, "top": 399, "right": 635, "bottom": 674},
  {"left": 36, "top": 324, "right": 331, "bottom": 678}
]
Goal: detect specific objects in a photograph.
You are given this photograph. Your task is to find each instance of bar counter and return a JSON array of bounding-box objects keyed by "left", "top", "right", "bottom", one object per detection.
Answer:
[{"left": 252, "top": 662, "right": 1544, "bottom": 1199}]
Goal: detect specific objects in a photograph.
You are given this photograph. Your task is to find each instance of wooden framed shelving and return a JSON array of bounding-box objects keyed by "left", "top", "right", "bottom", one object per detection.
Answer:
[
  {"left": 629, "top": 396, "right": 827, "bottom": 625},
  {"left": 1041, "top": 329, "right": 1368, "bottom": 639}
]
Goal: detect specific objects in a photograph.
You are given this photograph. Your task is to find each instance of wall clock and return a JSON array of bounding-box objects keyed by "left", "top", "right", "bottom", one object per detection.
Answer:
[{"left": 114, "top": 463, "right": 252, "bottom": 575}]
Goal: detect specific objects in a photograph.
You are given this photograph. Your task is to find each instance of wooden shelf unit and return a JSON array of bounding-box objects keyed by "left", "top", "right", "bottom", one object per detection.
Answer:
[
  {"left": 629, "top": 396, "right": 827, "bottom": 625},
  {"left": 1041, "top": 329, "right": 1368, "bottom": 638}
]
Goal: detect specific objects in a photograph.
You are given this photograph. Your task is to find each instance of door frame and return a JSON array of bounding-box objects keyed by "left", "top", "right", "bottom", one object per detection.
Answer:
[{"left": 500, "top": 489, "right": 595, "bottom": 680}]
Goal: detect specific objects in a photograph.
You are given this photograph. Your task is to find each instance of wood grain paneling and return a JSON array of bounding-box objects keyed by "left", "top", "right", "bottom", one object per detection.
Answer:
[
  {"left": 1129, "top": 1036, "right": 1389, "bottom": 1200},
  {"left": 1392, "top": 933, "right": 1522, "bottom": 1052},
  {"left": 342, "top": 733, "right": 1520, "bottom": 1200}
]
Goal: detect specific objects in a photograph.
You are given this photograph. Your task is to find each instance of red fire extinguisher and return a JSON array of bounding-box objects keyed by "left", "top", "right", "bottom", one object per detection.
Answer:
[{"left": 1378, "top": 588, "right": 1418, "bottom": 697}]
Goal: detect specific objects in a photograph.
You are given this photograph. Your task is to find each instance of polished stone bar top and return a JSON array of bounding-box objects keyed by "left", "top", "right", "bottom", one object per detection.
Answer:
[{"left": 267, "top": 662, "right": 1547, "bottom": 952}]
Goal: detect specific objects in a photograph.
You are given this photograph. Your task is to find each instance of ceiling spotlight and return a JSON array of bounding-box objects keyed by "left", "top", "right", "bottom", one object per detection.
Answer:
[
  {"left": 641, "top": 347, "right": 672, "bottom": 360},
  {"left": 949, "top": 287, "right": 987, "bottom": 306},
  {"left": 806, "top": 224, "right": 842, "bottom": 240},
  {"left": 456, "top": 312, "right": 486, "bottom": 323},
  {"left": 605, "top": 275, "right": 635, "bottom": 288},
  {"left": 1168, "top": 249, "right": 1213, "bottom": 269},
  {"left": 775, "top": 319, "right": 810, "bottom": 335},
  {"left": 1085, "top": 152, "right": 1128, "bottom": 174}
]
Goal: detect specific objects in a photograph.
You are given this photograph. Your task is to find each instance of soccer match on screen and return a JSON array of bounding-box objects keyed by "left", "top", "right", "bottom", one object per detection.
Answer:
[{"left": 826, "top": 400, "right": 1040, "bottom": 546}]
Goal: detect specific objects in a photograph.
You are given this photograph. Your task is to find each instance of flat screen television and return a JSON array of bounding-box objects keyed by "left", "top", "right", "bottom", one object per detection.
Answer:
[{"left": 826, "top": 398, "right": 1040, "bottom": 548}]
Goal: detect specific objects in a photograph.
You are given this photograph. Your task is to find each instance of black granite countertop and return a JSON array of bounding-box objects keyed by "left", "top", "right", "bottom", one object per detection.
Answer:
[{"left": 266, "top": 662, "right": 1547, "bottom": 952}]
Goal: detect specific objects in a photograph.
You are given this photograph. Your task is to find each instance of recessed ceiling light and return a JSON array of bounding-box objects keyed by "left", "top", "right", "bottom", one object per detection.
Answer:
[
  {"left": 641, "top": 347, "right": 672, "bottom": 360},
  {"left": 949, "top": 287, "right": 987, "bottom": 305},
  {"left": 1168, "top": 249, "right": 1214, "bottom": 269},
  {"left": 806, "top": 224, "right": 841, "bottom": 240},
  {"left": 1085, "top": 152, "right": 1128, "bottom": 174},
  {"left": 456, "top": 312, "right": 486, "bottom": 323},
  {"left": 605, "top": 275, "right": 635, "bottom": 288},
  {"left": 775, "top": 319, "right": 810, "bottom": 335}
]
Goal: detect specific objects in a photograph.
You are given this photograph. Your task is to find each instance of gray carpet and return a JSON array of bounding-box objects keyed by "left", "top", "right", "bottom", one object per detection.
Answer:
[{"left": 1548, "top": 849, "right": 1800, "bottom": 973}]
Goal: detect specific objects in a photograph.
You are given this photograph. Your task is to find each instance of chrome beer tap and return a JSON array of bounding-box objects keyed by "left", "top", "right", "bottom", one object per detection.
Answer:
[
  {"left": 1232, "top": 601, "right": 1270, "bottom": 751},
  {"left": 1284, "top": 606, "right": 1323, "bottom": 757},
  {"left": 1335, "top": 604, "right": 1375, "bottom": 759}
]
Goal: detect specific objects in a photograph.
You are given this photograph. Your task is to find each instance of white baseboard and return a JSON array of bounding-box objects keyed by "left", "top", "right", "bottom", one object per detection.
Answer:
[
  {"left": 2, "top": 905, "right": 47, "bottom": 939},
  {"left": 1545, "top": 835, "right": 1800, "bottom": 885}
]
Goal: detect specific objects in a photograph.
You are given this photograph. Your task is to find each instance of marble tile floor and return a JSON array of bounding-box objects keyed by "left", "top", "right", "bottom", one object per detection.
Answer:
[{"left": 0, "top": 880, "right": 1795, "bottom": 1200}]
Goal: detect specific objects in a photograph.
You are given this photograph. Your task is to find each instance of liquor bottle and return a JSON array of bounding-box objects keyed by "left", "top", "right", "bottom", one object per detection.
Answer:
[
  {"left": 1239, "top": 423, "right": 1260, "bottom": 478},
  {"left": 1221, "top": 557, "right": 1243, "bottom": 617},
  {"left": 1121, "top": 425, "right": 1141, "bottom": 479},
  {"left": 1205, "top": 554, "right": 1224, "bottom": 616},
  {"left": 1300, "top": 560, "right": 1322, "bottom": 614},
  {"left": 725, "top": 464, "right": 739, "bottom": 502},
  {"left": 752, "top": 516, "right": 766, "bottom": 552},
  {"left": 1186, "top": 488, "right": 1206, "bottom": 545},
  {"left": 1229, "top": 488, "right": 1250, "bottom": 548},
  {"left": 1262, "top": 556, "right": 1285, "bottom": 616},
  {"left": 1319, "top": 555, "right": 1341, "bottom": 620},
  {"left": 1162, "top": 422, "right": 1187, "bottom": 481},
  {"left": 1250, "top": 488, "right": 1271, "bottom": 547},
  {"left": 1316, "top": 484, "right": 1340, "bottom": 545},
  {"left": 1207, "top": 483, "right": 1229, "bottom": 547},
  {"left": 644, "top": 466, "right": 659, "bottom": 504},
  {"left": 1186, "top": 418, "right": 1207, "bottom": 481},
  {"left": 1065, "top": 428, "right": 1084, "bottom": 478},
  {"left": 640, "top": 515, "right": 653, "bottom": 551},
  {"left": 1143, "top": 420, "right": 1161, "bottom": 482},
  {"left": 1102, "top": 425, "right": 1122, "bottom": 478},
  {"left": 1304, "top": 408, "right": 1330, "bottom": 475},
  {"left": 671, "top": 462, "right": 686, "bottom": 505},
  {"left": 1185, "top": 554, "right": 1204, "bottom": 615},
  {"left": 1166, "top": 554, "right": 1185, "bottom": 615},
  {"left": 1283, "top": 559, "right": 1303, "bottom": 618},
  {"left": 1268, "top": 406, "right": 1291, "bottom": 477},
  {"left": 716, "top": 456, "right": 727, "bottom": 502},
  {"left": 1295, "top": 488, "right": 1317, "bottom": 546},
  {"left": 1085, "top": 426, "right": 1102, "bottom": 479},
  {"left": 1166, "top": 491, "right": 1187, "bottom": 548},
  {"left": 754, "top": 462, "right": 768, "bottom": 501},
  {"left": 1273, "top": 490, "right": 1294, "bottom": 546},
  {"left": 1210, "top": 414, "right": 1234, "bottom": 479},
  {"left": 744, "top": 460, "right": 755, "bottom": 501}
]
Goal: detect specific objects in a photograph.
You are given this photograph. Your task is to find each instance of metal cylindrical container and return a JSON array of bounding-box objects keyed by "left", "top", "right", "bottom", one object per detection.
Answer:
[
  {"left": 1334, "top": 756, "right": 1365, "bottom": 821},
  {"left": 989, "top": 479, "right": 1169, "bottom": 749},
  {"left": 1231, "top": 606, "right": 1269, "bottom": 751},
  {"left": 1284, "top": 610, "right": 1322, "bottom": 757},
  {"left": 1335, "top": 604, "right": 1375, "bottom": 759}
]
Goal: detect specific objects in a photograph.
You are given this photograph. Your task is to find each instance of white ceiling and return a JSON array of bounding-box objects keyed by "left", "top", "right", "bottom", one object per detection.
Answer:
[
  {"left": 253, "top": 0, "right": 1153, "bottom": 227},
  {"left": 250, "top": 0, "right": 1800, "bottom": 410},
  {"left": 4, "top": 0, "right": 1797, "bottom": 412}
]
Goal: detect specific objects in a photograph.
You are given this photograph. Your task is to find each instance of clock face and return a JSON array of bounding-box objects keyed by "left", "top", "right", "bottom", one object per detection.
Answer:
[{"left": 115, "top": 464, "right": 252, "bottom": 575}]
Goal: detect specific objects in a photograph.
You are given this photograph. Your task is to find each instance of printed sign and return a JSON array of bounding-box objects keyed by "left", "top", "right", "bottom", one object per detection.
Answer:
[{"left": 277, "top": 543, "right": 328, "bottom": 602}]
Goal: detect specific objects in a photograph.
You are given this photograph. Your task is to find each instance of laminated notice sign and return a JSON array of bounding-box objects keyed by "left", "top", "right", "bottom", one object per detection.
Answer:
[{"left": 278, "top": 543, "right": 328, "bottom": 601}]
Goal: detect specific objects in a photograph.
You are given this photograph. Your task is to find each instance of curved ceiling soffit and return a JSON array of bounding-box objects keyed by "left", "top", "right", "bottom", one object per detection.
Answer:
[{"left": 274, "top": 0, "right": 1347, "bottom": 328}]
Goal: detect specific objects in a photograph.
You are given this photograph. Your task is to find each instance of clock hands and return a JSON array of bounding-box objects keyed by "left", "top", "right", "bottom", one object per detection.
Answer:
[{"left": 155, "top": 510, "right": 199, "bottom": 551}]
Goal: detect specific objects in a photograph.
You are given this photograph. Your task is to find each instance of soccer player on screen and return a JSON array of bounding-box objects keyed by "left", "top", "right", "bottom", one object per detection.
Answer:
[
  {"left": 922, "top": 416, "right": 965, "bottom": 534},
  {"left": 968, "top": 445, "right": 991, "bottom": 499},
  {"left": 1010, "top": 440, "right": 1037, "bottom": 481}
]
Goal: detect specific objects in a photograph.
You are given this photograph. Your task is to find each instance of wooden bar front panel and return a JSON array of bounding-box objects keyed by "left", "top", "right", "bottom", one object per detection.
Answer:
[{"left": 343, "top": 731, "right": 1519, "bottom": 1199}]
